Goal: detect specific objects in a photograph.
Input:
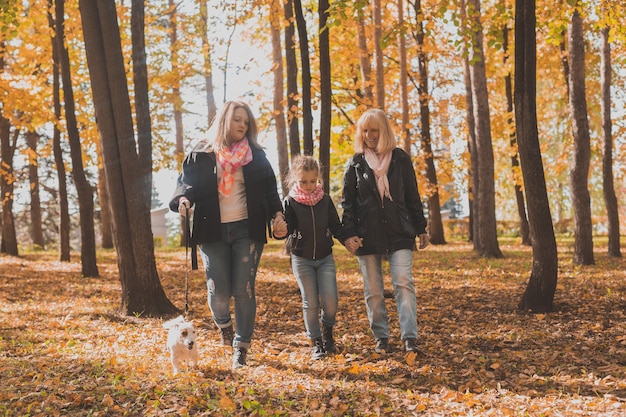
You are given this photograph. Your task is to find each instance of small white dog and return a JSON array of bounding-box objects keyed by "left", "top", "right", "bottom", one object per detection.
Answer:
[{"left": 163, "top": 315, "right": 198, "bottom": 374}]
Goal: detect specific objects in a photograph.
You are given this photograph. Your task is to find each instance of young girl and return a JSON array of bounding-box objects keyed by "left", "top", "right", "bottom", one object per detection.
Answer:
[{"left": 283, "top": 155, "right": 348, "bottom": 360}]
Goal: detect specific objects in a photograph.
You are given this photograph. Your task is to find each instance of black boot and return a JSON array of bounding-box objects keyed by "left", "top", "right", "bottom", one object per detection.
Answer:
[
  {"left": 322, "top": 324, "right": 336, "bottom": 354},
  {"left": 219, "top": 325, "right": 234, "bottom": 347},
  {"left": 311, "top": 337, "right": 325, "bottom": 360}
]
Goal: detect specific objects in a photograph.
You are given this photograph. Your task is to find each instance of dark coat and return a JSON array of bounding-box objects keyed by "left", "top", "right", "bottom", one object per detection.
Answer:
[
  {"left": 283, "top": 194, "right": 347, "bottom": 260},
  {"left": 169, "top": 141, "right": 283, "bottom": 267},
  {"left": 341, "top": 147, "right": 427, "bottom": 256}
]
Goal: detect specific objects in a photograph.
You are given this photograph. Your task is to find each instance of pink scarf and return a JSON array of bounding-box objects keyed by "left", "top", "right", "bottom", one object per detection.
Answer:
[
  {"left": 216, "top": 138, "right": 253, "bottom": 196},
  {"left": 364, "top": 148, "right": 393, "bottom": 201},
  {"left": 289, "top": 184, "right": 325, "bottom": 206}
]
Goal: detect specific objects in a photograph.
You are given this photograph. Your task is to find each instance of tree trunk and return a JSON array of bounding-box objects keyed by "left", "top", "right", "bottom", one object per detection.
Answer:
[
  {"left": 56, "top": 0, "right": 99, "bottom": 277},
  {"left": 398, "top": 0, "right": 410, "bottom": 154},
  {"left": 199, "top": 0, "right": 217, "bottom": 126},
  {"left": 414, "top": 0, "right": 445, "bottom": 245},
  {"left": 356, "top": 10, "right": 373, "bottom": 106},
  {"left": 600, "top": 26, "right": 621, "bottom": 257},
  {"left": 503, "top": 25, "right": 530, "bottom": 246},
  {"left": 270, "top": 0, "right": 289, "bottom": 196},
  {"left": 468, "top": 0, "right": 502, "bottom": 258},
  {"left": 98, "top": 165, "right": 114, "bottom": 248},
  {"left": 26, "top": 131, "right": 45, "bottom": 249},
  {"left": 0, "top": 121, "right": 18, "bottom": 256},
  {"left": 515, "top": 0, "right": 558, "bottom": 312},
  {"left": 319, "top": 0, "right": 331, "bottom": 192},
  {"left": 47, "top": 3, "right": 71, "bottom": 260},
  {"left": 284, "top": 0, "right": 300, "bottom": 157},
  {"left": 293, "top": 0, "right": 313, "bottom": 155},
  {"left": 372, "top": 0, "right": 384, "bottom": 109},
  {"left": 568, "top": 8, "right": 594, "bottom": 266},
  {"left": 460, "top": 0, "right": 477, "bottom": 246},
  {"left": 79, "top": 0, "right": 177, "bottom": 316}
]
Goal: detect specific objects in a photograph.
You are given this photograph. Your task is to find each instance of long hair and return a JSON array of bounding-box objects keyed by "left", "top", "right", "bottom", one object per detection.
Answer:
[
  {"left": 210, "top": 101, "right": 260, "bottom": 151},
  {"left": 354, "top": 108, "right": 397, "bottom": 154},
  {"left": 287, "top": 154, "right": 323, "bottom": 189}
]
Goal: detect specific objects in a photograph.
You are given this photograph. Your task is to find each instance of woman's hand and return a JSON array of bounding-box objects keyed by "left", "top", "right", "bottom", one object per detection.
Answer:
[
  {"left": 272, "top": 212, "right": 287, "bottom": 238},
  {"left": 344, "top": 236, "right": 363, "bottom": 255},
  {"left": 178, "top": 197, "right": 191, "bottom": 216},
  {"left": 418, "top": 233, "right": 429, "bottom": 249}
]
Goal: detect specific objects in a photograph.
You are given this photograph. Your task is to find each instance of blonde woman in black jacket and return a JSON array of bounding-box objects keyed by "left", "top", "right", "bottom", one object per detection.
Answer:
[
  {"left": 341, "top": 109, "right": 429, "bottom": 356},
  {"left": 283, "top": 155, "right": 348, "bottom": 360},
  {"left": 170, "top": 101, "right": 286, "bottom": 369}
]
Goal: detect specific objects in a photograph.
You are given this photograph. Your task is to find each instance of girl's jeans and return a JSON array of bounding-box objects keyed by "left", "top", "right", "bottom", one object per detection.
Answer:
[
  {"left": 199, "top": 220, "right": 263, "bottom": 349},
  {"left": 357, "top": 249, "right": 418, "bottom": 341},
  {"left": 290, "top": 253, "right": 338, "bottom": 340}
]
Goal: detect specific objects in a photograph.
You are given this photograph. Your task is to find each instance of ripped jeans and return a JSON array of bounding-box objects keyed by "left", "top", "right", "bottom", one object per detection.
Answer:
[{"left": 199, "top": 220, "right": 264, "bottom": 349}]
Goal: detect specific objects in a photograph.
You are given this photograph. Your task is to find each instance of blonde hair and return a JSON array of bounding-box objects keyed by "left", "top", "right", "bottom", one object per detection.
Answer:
[
  {"left": 354, "top": 108, "right": 397, "bottom": 154},
  {"left": 211, "top": 101, "right": 260, "bottom": 151},
  {"left": 287, "top": 154, "right": 323, "bottom": 189}
]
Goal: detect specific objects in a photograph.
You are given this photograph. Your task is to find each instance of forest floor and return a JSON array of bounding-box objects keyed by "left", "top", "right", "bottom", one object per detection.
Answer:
[{"left": 2, "top": 237, "right": 626, "bottom": 416}]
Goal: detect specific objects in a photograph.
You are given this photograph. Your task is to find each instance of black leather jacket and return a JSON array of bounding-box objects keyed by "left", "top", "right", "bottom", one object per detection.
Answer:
[
  {"left": 341, "top": 148, "right": 427, "bottom": 256},
  {"left": 169, "top": 140, "right": 283, "bottom": 267},
  {"left": 283, "top": 194, "right": 347, "bottom": 260}
]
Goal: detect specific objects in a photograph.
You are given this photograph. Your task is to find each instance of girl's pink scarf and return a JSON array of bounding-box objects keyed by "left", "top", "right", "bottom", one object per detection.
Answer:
[
  {"left": 216, "top": 138, "right": 253, "bottom": 196},
  {"left": 364, "top": 148, "right": 393, "bottom": 201},
  {"left": 289, "top": 184, "right": 324, "bottom": 206}
]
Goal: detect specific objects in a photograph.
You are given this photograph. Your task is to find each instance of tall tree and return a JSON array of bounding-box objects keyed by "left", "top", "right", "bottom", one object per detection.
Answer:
[
  {"left": 47, "top": 2, "right": 70, "bottom": 261},
  {"left": 293, "top": 0, "right": 313, "bottom": 155},
  {"left": 0, "top": 122, "right": 19, "bottom": 256},
  {"left": 372, "top": 0, "right": 384, "bottom": 109},
  {"left": 319, "top": 0, "right": 331, "bottom": 192},
  {"left": 567, "top": 6, "right": 594, "bottom": 265},
  {"left": 356, "top": 8, "right": 373, "bottom": 106},
  {"left": 169, "top": 0, "right": 184, "bottom": 161},
  {"left": 79, "top": 0, "right": 177, "bottom": 316},
  {"left": 26, "top": 131, "right": 45, "bottom": 249},
  {"left": 600, "top": 25, "right": 621, "bottom": 258},
  {"left": 55, "top": 0, "right": 99, "bottom": 276},
  {"left": 467, "top": 0, "right": 502, "bottom": 258},
  {"left": 503, "top": 24, "right": 530, "bottom": 246},
  {"left": 398, "top": 0, "right": 409, "bottom": 154},
  {"left": 98, "top": 165, "right": 113, "bottom": 248},
  {"left": 284, "top": 0, "right": 300, "bottom": 156},
  {"left": 270, "top": 0, "right": 289, "bottom": 196},
  {"left": 515, "top": 0, "right": 558, "bottom": 312},
  {"left": 413, "top": 0, "right": 445, "bottom": 245},
  {"left": 198, "top": 0, "right": 217, "bottom": 126}
]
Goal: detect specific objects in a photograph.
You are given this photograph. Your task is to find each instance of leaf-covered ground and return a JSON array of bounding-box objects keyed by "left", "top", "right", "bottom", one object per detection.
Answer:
[{"left": 2, "top": 238, "right": 626, "bottom": 416}]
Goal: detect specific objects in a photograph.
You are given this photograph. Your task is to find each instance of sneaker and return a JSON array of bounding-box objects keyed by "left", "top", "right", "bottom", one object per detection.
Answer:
[
  {"left": 219, "top": 325, "right": 234, "bottom": 347},
  {"left": 375, "top": 338, "right": 390, "bottom": 354},
  {"left": 232, "top": 347, "right": 247, "bottom": 369},
  {"left": 311, "top": 338, "right": 326, "bottom": 361},
  {"left": 404, "top": 338, "right": 418, "bottom": 353},
  {"left": 322, "top": 324, "right": 336, "bottom": 354}
]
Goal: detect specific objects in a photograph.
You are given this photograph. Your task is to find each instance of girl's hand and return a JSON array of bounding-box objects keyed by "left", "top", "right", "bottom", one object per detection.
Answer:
[
  {"left": 273, "top": 212, "right": 287, "bottom": 238},
  {"left": 344, "top": 236, "right": 363, "bottom": 255}
]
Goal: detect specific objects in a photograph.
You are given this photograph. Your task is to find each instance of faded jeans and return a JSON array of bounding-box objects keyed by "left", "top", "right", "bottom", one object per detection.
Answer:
[
  {"left": 199, "top": 220, "right": 263, "bottom": 349},
  {"left": 291, "top": 253, "right": 338, "bottom": 340},
  {"left": 357, "top": 249, "right": 418, "bottom": 341}
]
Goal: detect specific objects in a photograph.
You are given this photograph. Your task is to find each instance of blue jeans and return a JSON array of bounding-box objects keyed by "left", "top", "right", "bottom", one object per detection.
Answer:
[
  {"left": 357, "top": 249, "right": 418, "bottom": 341},
  {"left": 199, "top": 220, "right": 263, "bottom": 349},
  {"left": 291, "top": 254, "right": 338, "bottom": 340}
]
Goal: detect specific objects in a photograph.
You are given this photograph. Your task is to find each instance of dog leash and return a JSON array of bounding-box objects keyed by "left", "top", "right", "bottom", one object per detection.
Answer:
[{"left": 184, "top": 206, "right": 190, "bottom": 315}]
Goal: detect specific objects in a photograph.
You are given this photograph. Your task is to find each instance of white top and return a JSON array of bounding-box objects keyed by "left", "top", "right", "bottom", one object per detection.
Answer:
[{"left": 217, "top": 163, "right": 248, "bottom": 223}]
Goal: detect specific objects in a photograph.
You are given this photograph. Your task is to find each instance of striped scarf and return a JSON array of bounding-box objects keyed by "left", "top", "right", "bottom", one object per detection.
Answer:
[{"left": 289, "top": 184, "right": 325, "bottom": 206}]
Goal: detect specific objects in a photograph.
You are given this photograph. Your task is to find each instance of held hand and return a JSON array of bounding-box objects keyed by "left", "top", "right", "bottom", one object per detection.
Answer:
[
  {"left": 273, "top": 213, "right": 287, "bottom": 238},
  {"left": 178, "top": 198, "right": 190, "bottom": 216},
  {"left": 344, "top": 236, "right": 363, "bottom": 255},
  {"left": 418, "top": 233, "right": 429, "bottom": 249}
]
